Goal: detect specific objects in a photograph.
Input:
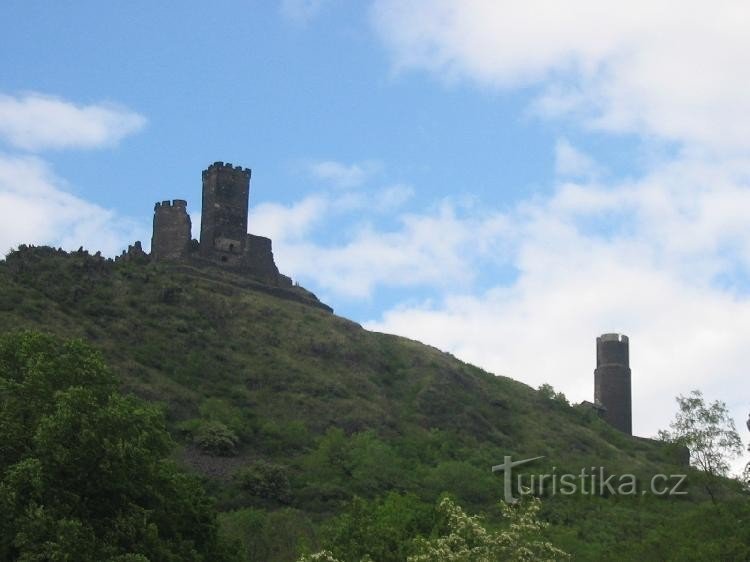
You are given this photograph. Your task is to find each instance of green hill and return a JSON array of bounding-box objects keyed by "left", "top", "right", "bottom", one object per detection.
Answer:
[{"left": 1, "top": 245, "right": 747, "bottom": 561}]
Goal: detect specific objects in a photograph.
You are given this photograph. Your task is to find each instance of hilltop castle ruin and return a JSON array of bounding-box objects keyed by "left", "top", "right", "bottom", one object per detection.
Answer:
[{"left": 123, "top": 161, "right": 292, "bottom": 288}]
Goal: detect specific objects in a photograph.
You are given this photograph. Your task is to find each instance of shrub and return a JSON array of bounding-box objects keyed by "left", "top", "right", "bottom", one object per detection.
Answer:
[
  {"left": 195, "top": 421, "right": 239, "bottom": 456},
  {"left": 235, "top": 460, "right": 292, "bottom": 503}
]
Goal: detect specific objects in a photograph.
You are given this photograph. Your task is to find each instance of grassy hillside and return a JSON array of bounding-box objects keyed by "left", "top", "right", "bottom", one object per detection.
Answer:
[{"left": 1, "top": 246, "right": 747, "bottom": 561}]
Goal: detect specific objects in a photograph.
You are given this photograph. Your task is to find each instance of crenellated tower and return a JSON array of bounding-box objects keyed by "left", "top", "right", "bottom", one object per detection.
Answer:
[
  {"left": 199, "top": 162, "right": 251, "bottom": 265},
  {"left": 151, "top": 199, "right": 192, "bottom": 261},
  {"left": 594, "top": 333, "right": 632, "bottom": 434}
]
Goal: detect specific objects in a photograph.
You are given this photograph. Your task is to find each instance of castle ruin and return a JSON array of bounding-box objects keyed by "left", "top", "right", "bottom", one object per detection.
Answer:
[
  {"left": 593, "top": 333, "right": 632, "bottom": 434},
  {"left": 134, "top": 161, "right": 292, "bottom": 287}
]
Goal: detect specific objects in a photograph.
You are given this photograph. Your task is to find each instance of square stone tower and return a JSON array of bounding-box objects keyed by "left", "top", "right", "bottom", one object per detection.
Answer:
[{"left": 199, "top": 161, "right": 251, "bottom": 265}]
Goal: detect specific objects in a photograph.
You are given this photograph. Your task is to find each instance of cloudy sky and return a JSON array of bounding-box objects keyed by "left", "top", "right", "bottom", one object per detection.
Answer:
[{"left": 2, "top": 1, "right": 748, "bottom": 472}]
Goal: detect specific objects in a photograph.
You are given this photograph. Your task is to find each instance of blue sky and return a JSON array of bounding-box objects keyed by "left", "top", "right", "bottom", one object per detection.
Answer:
[{"left": 1, "top": 1, "right": 748, "bottom": 472}]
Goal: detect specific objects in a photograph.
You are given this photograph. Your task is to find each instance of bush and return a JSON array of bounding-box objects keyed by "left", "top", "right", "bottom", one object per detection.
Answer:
[
  {"left": 195, "top": 421, "right": 240, "bottom": 456},
  {"left": 235, "top": 461, "right": 292, "bottom": 503}
]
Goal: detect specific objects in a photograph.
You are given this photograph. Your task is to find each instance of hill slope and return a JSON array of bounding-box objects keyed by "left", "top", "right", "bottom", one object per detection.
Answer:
[{"left": 0, "top": 246, "right": 745, "bottom": 561}]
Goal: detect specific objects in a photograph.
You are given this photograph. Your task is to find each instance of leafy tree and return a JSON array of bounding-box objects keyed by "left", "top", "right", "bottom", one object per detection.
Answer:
[
  {"left": 657, "top": 390, "right": 742, "bottom": 476},
  {"left": 320, "top": 493, "right": 433, "bottom": 562},
  {"left": 0, "top": 331, "right": 236, "bottom": 561},
  {"left": 537, "top": 383, "right": 569, "bottom": 405},
  {"left": 194, "top": 420, "right": 240, "bottom": 456},
  {"left": 298, "top": 495, "right": 568, "bottom": 562},
  {"left": 408, "top": 496, "right": 569, "bottom": 562}
]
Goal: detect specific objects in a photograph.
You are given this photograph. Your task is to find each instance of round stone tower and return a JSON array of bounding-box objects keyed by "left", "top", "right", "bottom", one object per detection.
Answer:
[
  {"left": 594, "top": 333, "right": 632, "bottom": 435},
  {"left": 151, "top": 199, "right": 191, "bottom": 261}
]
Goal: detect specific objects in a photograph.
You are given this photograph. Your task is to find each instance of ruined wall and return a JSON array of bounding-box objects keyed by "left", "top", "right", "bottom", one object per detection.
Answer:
[
  {"left": 245, "top": 234, "right": 291, "bottom": 286},
  {"left": 594, "top": 333, "right": 632, "bottom": 435},
  {"left": 199, "top": 162, "right": 250, "bottom": 265},
  {"left": 151, "top": 200, "right": 191, "bottom": 261}
]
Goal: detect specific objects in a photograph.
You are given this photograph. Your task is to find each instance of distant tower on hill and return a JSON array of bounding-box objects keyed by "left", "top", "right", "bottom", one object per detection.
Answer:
[
  {"left": 151, "top": 199, "right": 191, "bottom": 261},
  {"left": 199, "top": 161, "right": 251, "bottom": 265},
  {"left": 594, "top": 333, "right": 632, "bottom": 435}
]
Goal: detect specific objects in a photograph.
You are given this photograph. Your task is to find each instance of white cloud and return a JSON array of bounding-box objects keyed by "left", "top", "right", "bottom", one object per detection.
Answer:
[
  {"left": 555, "top": 139, "right": 601, "bottom": 179},
  {"left": 371, "top": 0, "right": 750, "bottom": 150},
  {"left": 308, "top": 160, "right": 378, "bottom": 189},
  {"left": 249, "top": 195, "right": 328, "bottom": 241},
  {"left": 0, "top": 154, "right": 146, "bottom": 257},
  {"left": 0, "top": 92, "right": 146, "bottom": 151},
  {"left": 378, "top": 183, "right": 415, "bottom": 210},
  {"left": 277, "top": 204, "right": 478, "bottom": 297}
]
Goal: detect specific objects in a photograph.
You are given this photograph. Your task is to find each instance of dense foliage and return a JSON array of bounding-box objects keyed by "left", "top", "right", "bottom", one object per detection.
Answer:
[
  {"left": 299, "top": 495, "right": 569, "bottom": 562},
  {"left": 0, "top": 331, "right": 236, "bottom": 561}
]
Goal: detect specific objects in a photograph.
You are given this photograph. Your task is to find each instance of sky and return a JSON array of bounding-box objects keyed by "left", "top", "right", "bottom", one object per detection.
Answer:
[{"left": 1, "top": 0, "right": 748, "bottom": 473}]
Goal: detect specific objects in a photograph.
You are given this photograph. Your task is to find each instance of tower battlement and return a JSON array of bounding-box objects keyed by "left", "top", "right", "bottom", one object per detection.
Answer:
[
  {"left": 596, "top": 333, "right": 629, "bottom": 367},
  {"left": 154, "top": 199, "right": 188, "bottom": 211},
  {"left": 203, "top": 161, "right": 251, "bottom": 176}
]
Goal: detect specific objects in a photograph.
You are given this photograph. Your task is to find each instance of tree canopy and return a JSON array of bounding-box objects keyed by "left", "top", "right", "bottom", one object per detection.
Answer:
[
  {"left": 658, "top": 389, "right": 742, "bottom": 477},
  {"left": 0, "top": 331, "right": 236, "bottom": 561}
]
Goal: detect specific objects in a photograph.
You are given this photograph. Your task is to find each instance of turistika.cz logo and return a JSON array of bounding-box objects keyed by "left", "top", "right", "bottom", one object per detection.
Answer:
[{"left": 491, "top": 455, "right": 688, "bottom": 503}]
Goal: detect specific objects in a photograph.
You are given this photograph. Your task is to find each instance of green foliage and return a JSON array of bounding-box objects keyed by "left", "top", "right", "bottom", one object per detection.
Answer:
[
  {"left": 0, "top": 331, "right": 235, "bottom": 561},
  {"left": 221, "top": 507, "right": 317, "bottom": 562},
  {"left": 658, "top": 389, "right": 743, "bottom": 476},
  {"left": 321, "top": 493, "right": 434, "bottom": 562},
  {"left": 629, "top": 499, "right": 750, "bottom": 561},
  {"left": 194, "top": 420, "right": 240, "bottom": 456},
  {"left": 409, "top": 496, "right": 569, "bottom": 561},
  {"left": 300, "top": 495, "right": 569, "bottom": 562},
  {"left": 538, "top": 383, "right": 569, "bottom": 405},
  {"left": 257, "top": 419, "right": 311, "bottom": 453},
  {"left": 218, "top": 508, "right": 268, "bottom": 562},
  {"left": 199, "top": 397, "right": 253, "bottom": 439},
  {"left": 424, "top": 461, "right": 496, "bottom": 506},
  {"left": 235, "top": 461, "right": 292, "bottom": 503}
]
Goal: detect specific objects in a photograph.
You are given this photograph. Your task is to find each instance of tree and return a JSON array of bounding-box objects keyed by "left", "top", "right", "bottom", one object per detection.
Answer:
[
  {"left": 297, "top": 495, "right": 569, "bottom": 562},
  {"left": 657, "top": 390, "right": 742, "bottom": 477},
  {"left": 319, "top": 493, "right": 434, "bottom": 562},
  {"left": 538, "top": 383, "right": 569, "bottom": 405},
  {"left": 0, "top": 331, "right": 236, "bottom": 561},
  {"left": 408, "top": 496, "right": 569, "bottom": 562}
]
